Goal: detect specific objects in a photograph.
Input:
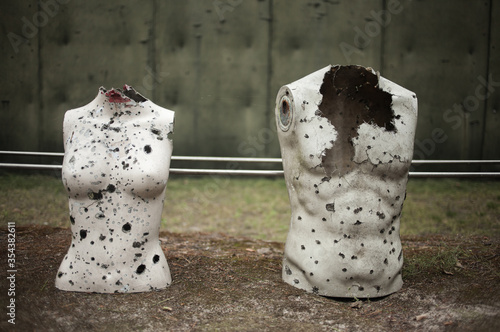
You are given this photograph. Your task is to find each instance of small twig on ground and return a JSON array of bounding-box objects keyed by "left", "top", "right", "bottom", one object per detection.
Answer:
[{"left": 154, "top": 297, "right": 174, "bottom": 306}]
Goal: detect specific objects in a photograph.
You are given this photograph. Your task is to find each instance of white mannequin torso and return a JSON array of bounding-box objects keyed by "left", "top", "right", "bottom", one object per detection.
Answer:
[{"left": 56, "top": 86, "right": 174, "bottom": 293}]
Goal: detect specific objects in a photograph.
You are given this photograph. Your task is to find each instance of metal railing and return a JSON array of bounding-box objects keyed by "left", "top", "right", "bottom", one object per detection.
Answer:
[{"left": 0, "top": 150, "right": 499, "bottom": 178}]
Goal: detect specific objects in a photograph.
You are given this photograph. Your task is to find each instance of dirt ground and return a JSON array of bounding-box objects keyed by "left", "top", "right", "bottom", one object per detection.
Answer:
[{"left": 0, "top": 226, "right": 499, "bottom": 332}]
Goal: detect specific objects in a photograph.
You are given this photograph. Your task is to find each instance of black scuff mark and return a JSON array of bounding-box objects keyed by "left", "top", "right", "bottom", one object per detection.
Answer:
[{"left": 317, "top": 65, "right": 396, "bottom": 177}]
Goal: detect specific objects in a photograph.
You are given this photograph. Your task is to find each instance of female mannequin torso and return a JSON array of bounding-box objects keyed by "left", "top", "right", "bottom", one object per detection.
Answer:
[{"left": 56, "top": 86, "right": 174, "bottom": 293}]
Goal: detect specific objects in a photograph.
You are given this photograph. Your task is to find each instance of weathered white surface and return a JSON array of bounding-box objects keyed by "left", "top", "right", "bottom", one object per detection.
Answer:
[
  {"left": 56, "top": 86, "right": 174, "bottom": 293},
  {"left": 275, "top": 65, "right": 417, "bottom": 298}
]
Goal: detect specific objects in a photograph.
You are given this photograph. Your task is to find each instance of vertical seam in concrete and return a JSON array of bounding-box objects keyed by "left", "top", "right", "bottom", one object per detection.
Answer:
[
  {"left": 37, "top": 0, "right": 43, "bottom": 154},
  {"left": 380, "top": 0, "right": 387, "bottom": 74},
  {"left": 480, "top": 0, "right": 493, "bottom": 161},
  {"left": 265, "top": 0, "right": 274, "bottom": 155},
  {"left": 150, "top": 0, "right": 158, "bottom": 101},
  {"left": 193, "top": 26, "right": 202, "bottom": 147}
]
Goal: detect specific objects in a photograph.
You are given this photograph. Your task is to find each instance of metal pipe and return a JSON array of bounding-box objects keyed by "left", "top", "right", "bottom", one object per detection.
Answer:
[
  {"left": 169, "top": 168, "right": 283, "bottom": 176},
  {"left": 1, "top": 163, "right": 499, "bottom": 178},
  {"left": 408, "top": 172, "right": 500, "bottom": 178},
  {"left": 0, "top": 163, "right": 63, "bottom": 170},
  {"left": 0, "top": 151, "right": 64, "bottom": 157},
  {"left": 411, "top": 160, "right": 500, "bottom": 164},
  {"left": 1, "top": 151, "right": 500, "bottom": 165},
  {"left": 171, "top": 156, "right": 283, "bottom": 163}
]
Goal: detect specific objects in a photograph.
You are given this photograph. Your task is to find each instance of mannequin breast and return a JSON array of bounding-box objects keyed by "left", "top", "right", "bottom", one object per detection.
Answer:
[{"left": 62, "top": 111, "right": 172, "bottom": 201}]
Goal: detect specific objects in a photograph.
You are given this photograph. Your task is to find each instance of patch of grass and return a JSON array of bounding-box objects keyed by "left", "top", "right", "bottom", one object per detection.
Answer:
[
  {"left": 401, "top": 179, "right": 500, "bottom": 238},
  {"left": 0, "top": 173, "right": 68, "bottom": 227},
  {"left": 403, "top": 243, "right": 465, "bottom": 280},
  {"left": 0, "top": 173, "right": 499, "bottom": 242},
  {"left": 163, "top": 176, "right": 290, "bottom": 241}
]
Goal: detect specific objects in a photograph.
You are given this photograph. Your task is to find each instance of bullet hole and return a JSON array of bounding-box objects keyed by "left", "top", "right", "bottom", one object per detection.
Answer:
[
  {"left": 115, "top": 280, "right": 122, "bottom": 286},
  {"left": 133, "top": 241, "right": 142, "bottom": 248},
  {"left": 80, "top": 230, "right": 87, "bottom": 240},
  {"left": 312, "top": 286, "right": 319, "bottom": 294},
  {"left": 91, "top": 257, "right": 95, "bottom": 261},
  {"left": 322, "top": 217, "right": 327, "bottom": 221},
  {"left": 144, "top": 145, "right": 152, "bottom": 154},
  {"left": 340, "top": 221, "right": 344, "bottom": 224},
  {"left": 342, "top": 268, "right": 347, "bottom": 272},
  {"left": 122, "top": 223, "right": 131, "bottom": 233},
  {"left": 395, "top": 195, "right": 400, "bottom": 201},
  {"left": 334, "top": 240, "right": 339, "bottom": 244},
  {"left": 101, "top": 264, "right": 109, "bottom": 269},
  {"left": 69, "top": 280, "right": 74, "bottom": 286},
  {"left": 58, "top": 272, "right": 63, "bottom": 278},
  {"left": 285, "top": 266, "right": 292, "bottom": 275},
  {"left": 294, "top": 279, "right": 300, "bottom": 284},
  {"left": 339, "top": 253, "right": 345, "bottom": 259},
  {"left": 316, "top": 240, "right": 321, "bottom": 244},
  {"left": 354, "top": 207, "right": 363, "bottom": 214},
  {"left": 70, "top": 215, "right": 75, "bottom": 225},
  {"left": 311, "top": 229, "right": 315, "bottom": 233},
  {"left": 376, "top": 211, "right": 386, "bottom": 219},
  {"left": 84, "top": 208, "right": 89, "bottom": 213},
  {"left": 152, "top": 254, "right": 160, "bottom": 264},
  {"left": 136, "top": 264, "right": 146, "bottom": 274},
  {"left": 301, "top": 245, "right": 305, "bottom": 250},
  {"left": 96, "top": 213, "right": 105, "bottom": 219},
  {"left": 326, "top": 203, "right": 335, "bottom": 212},
  {"left": 384, "top": 258, "right": 389, "bottom": 265},
  {"left": 310, "top": 272, "right": 314, "bottom": 276},
  {"left": 304, "top": 134, "right": 309, "bottom": 138},
  {"left": 354, "top": 220, "right": 362, "bottom": 225},
  {"left": 380, "top": 229, "right": 385, "bottom": 234},
  {"left": 107, "top": 184, "right": 116, "bottom": 193},
  {"left": 374, "top": 285, "right": 381, "bottom": 292},
  {"left": 315, "top": 260, "right": 319, "bottom": 264},
  {"left": 370, "top": 270, "right": 374, "bottom": 274},
  {"left": 351, "top": 255, "right": 358, "bottom": 260},
  {"left": 99, "top": 234, "right": 106, "bottom": 241},
  {"left": 150, "top": 128, "right": 163, "bottom": 140},
  {"left": 88, "top": 190, "right": 103, "bottom": 200},
  {"left": 298, "top": 216, "right": 302, "bottom": 220}
]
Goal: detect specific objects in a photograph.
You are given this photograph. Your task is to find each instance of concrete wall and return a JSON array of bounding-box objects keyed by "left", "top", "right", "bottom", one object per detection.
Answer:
[{"left": 1, "top": 0, "right": 498, "bottom": 167}]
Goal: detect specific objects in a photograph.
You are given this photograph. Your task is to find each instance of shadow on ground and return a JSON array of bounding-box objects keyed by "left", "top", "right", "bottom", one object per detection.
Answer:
[{"left": 0, "top": 226, "right": 499, "bottom": 331}]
